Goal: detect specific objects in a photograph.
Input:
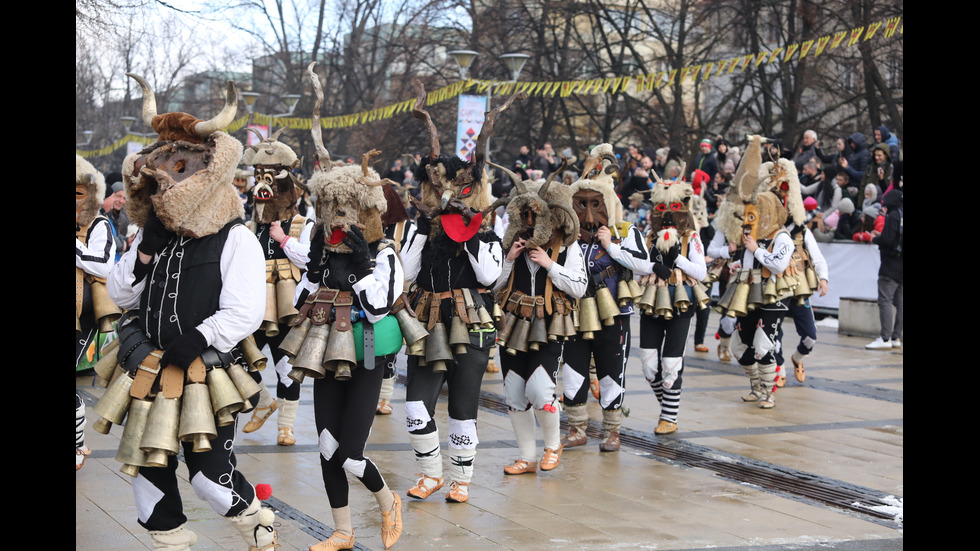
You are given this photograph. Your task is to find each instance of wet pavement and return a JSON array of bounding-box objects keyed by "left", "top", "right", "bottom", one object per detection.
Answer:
[{"left": 76, "top": 313, "right": 903, "bottom": 550}]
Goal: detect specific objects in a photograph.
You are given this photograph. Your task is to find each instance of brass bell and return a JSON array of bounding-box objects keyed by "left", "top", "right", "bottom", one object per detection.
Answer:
[
  {"left": 323, "top": 327, "right": 358, "bottom": 378},
  {"left": 805, "top": 266, "right": 818, "bottom": 290},
  {"left": 289, "top": 323, "right": 330, "bottom": 383},
  {"left": 728, "top": 282, "right": 750, "bottom": 317},
  {"left": 240, "top": 335, "right": 268, "bottom": 371},
  {"left": 408, "top": 338, "right": 426, "bottom": 357},
  {"left": 497, "top": 312, "right": 518, "bottom": 344},
  {"left": 628, "top": 278, "right": 644, "bottom": 301},
  {"left": 276, "top": 278, "right": 299, "bottom": 325},
  {"left": 91, "top": 281, "right": 122, "bottom": 333},
  {"left": 616, "top": 280, "right": 632, "bottom": 307},
  {"left": 492, "top": 301, "right": 503, "bottom": 324},
  {"left": 692, "top": 281, "right": 711, "bottom": 310},
  {"left": 92, "top": 371, "right": 135, "bottom": 434},
  {"left": 115, "top": 398, "right": 152, "bottom": 477},
  {"left": 178, "top": 382, "right": 217, "bottom": 453},
  {"left": 462, "top": 289, "right": 480, "bottom": 330},
  {"left": 279, "top": 318, "right": 311, "bottom": 361},
  {"left": 262, "top": 283, "right": 280, "bottom": 337},
  {"left": 747, "top": 279, "right": 763, "bottom": 311},
  {"left": 595, "top": 286, "right": 619, "bottom": 326},
  {"left": 637, "top": 283, "right": 657, "bottom": 315},
  {"left": 673, "top": 280, "right": 691, "bottom": 313},
  {"left": 140, "top": 393, "right": 182, "bottom": 468},
  {"left": 775, "top": 274, "right": 790, "bottom": 298},
  {"left": 527, "top": 316, "right": 548, "bottom": 351},
  {"left": 425, "top": 322, "right": 454, "bottom": 372},
  {"left": 654, "top": 285, "right": 674, "bottom": 320},
  {"left": 477, "top": 304, "right": 495, "bottom": 327},
  {"left": 449, "top": 315, "right": 470, "bottom": 355},
  {"left": 207, "top": 367, "right": 244, "bottom": 427},
  {"left": 505, "top": 317, "right": 531, "bottom": 355},
  {"left": 93, "top": 338, "right": 121, "bottom": 385},
  {"left": 577, "top": 297, "right": 602, "bottom": 340},
  {"left": 394, "top": 308, "right": 429, "bottom": 347},
  {"left": 547, "top": 313, "right": 564, "bottom": 342},
  {"left": 227, "top": 363, "right": 264, "bottom": 410},
  {"left": 762, "top": 277, "right": 777, "bottom": 304},
  {"left": 563, "top": 313, "right": 577, "bottom": 340},
  {"left": 715, "top": 280, "right": 738, "bottom": 314}
]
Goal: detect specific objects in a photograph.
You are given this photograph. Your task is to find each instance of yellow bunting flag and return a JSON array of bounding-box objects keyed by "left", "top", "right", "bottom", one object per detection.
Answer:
[
  {"left": 799, "top": 40, "right": 814, "bottom": 59},
  {"left": 784, "top": 44, "right": 799, "bottom": 61},
  {"left": 664, "top": 70, "right": 676, "bottom": 87},
  {"left": 864, "top": 21, "right": 882, "bottom": 40},
  {"left": 611, "top": 76, "right": 624, "bottom": 93},
  {"left": 740, "top": 54, "right": 753, "bottom": 71},
  {"left": 754, "top": 51, "right": 768, "bottom": 66},
  {"left": 847, "top": 27, "right": 864, "bottom": 47},
  {"left": 767, "top": 47, "right": 783, "bottom": 64},
  {"left": 716, "top": 59, "right": 730, "bottom": 75},
  {"left": 814, "top": 35, "right": 831, "bottom": 56},
  {"left": 884, "top": 17, "right": 901, "bottom": 38},
  {"left": 831, "top": 31, "right": 847, "bottom": 49},
  {"left": 702, "top": 62, "right": 713, "bottom": 81}
]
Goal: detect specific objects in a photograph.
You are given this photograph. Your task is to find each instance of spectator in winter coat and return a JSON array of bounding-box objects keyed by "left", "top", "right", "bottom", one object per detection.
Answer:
[
  {"left": 862, "top": 143, "right": 894, "bottom": 197},
  {"left": 839, "top": 132, "right": 872, "bottom": 183},
  {"left": 794, "top": 130, "right": 823, "bottom": 172},
  {"left": 866, "top": 189, "right": 903, "bottom": 349}
]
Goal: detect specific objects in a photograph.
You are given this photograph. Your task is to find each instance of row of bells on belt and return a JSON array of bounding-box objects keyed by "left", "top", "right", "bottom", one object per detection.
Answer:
[
  {"left": 90, "top": 281, "right": 122, "bottom": 334},
  {"left": 260, "top": 279, "right": 299, "bottom": 337},
  {"left": 93, "top": 361, "right": 263, "bottom": 477},
  {"left": 717, "top": 267, "right": 817, "bottom": 318},
  {"left": 496, "top": 309, "right": 577, "bottom": 356},
  {"left": 636, "top": 281, "right": 710, "bottom": 319},
  {"left": 283, "top": 319, "right": 356, "bottom": 383}
]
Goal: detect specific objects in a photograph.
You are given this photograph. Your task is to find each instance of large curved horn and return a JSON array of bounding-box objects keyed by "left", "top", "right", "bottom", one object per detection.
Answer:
[
  {"left": 195, "top": 81, "right": 238, "bottom": 136},
  {"left": 361, "top": 149, "right": 381, "bottom": 178},
  {"left": 736, "top": 135, "right": 764, "bottom": 201},
  {"left": 269, "top": 126, "right": 287, "bottom": 142},
  {"left": 538, "top": 155, "right": 568, "bottom": 199},
  {"left": 307, "top": 62, "right": 331, "bottom": 171},
  {"left": 246, "top": 127, "right": 265, "bottom": 147},
  {"left": 481, "top": 196, "right": 512, "bottom": 217},
  {"left": 488, "top": 161, "right": 526, "bottom": 196},
  {"left": 674, "top": 162, "right": 687, "bottom": 183},
  {"left": 548, "top": 200, "right": 578, "bottom": 228},
  {"left": 126, "top": 73, "right": 158, "bottom": 127},
  {"left": 412, "top": 80, "right": 440, "bottom": 158}
]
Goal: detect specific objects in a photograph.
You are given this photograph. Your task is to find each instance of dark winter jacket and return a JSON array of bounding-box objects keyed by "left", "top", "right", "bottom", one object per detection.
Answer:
[
  {"left": 844, "top": 132, "right": 872, "bottom": 183},
  {"left": 872, "top": 190, "right": 903, "bottom": 283}
]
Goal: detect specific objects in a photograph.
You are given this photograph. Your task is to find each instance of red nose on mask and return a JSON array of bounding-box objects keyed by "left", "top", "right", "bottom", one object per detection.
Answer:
[{"left": 327, "top": 228, "right": 347, "bottom": 245}]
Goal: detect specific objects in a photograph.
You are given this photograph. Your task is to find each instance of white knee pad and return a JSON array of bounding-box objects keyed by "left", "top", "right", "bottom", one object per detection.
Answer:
[
  {"left": 526, "top": 365, "right": 557, "bottom": 409},
  {"left": 190, "top": 471, "right": 235, "bottom": 517},
  {"left": 503, "top": 369, "right": 529, "bottom": 411},
  {"left": 319, "top": 427, "right": 340, "bottom": 461},
  {"left": 133, "top": 473, "right": 165, "bottom": 525},
  {"left": 661, "top": 356, "right": 683, "bottom": 389},
  {"left": 448, "top": 417, "right": 479, "bottom": 450},
  {"left": 598, "top": 375, "right": 624, "bottom": 409},
  {"left": 342, "top": 457, "right": 367, "bottom": 478},
  {"left": 405, "top": 400, "right": 432, "bottom": 433},
  {"left": 638, "top": 348, "right": 659, "bottom": 381},
  {"left": 562, "top": 362, "right": 586, "bottom": 400},
  {"left": 275, "top": 355, "right": 294, "bottom": 387},
  {"left": 719, "top": 316, "right": 736, "bottom": 335},
  {"left": 752, "top": 326, "right": 775, "bottom": 360}
]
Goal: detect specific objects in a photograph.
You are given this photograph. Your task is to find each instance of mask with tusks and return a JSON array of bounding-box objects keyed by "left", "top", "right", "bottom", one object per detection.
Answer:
[
  {"left": 243, "top": 127, "right": 306, "bottom": 225},
  {"left": 492, "top": 156, "right": 579, "bottom": 252}
]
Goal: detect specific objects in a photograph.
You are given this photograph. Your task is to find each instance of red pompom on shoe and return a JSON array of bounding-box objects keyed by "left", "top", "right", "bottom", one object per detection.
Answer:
[{"left": 256, "top": 484, "right": 273, "bottom": 501}]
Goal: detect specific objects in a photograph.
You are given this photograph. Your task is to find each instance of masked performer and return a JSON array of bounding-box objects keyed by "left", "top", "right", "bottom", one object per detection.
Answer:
[
  {"left": 634, "top": 172, "right": 707, "bottom": 435},
  {"left": 714, "top": 136, "right": 795, "bottom": 409},
  {"left": 399, "top": 82, "right": 519, "bottom": 503},
  {"left": 239, "top": 128, "right": 313, "bottom": 447},
  {"left": 492, "top": 160, "right": 587, "bottom": 475},
  {"left": 105, "top": 75, "right": 277, "bottom": 550},
  {"left": 76, "top": 155, "right": 116, "bottom": 470},
  {"left": 562, "top": 144, "right": 650, "bottom": 452},
  {"left": 282, "top": 63, "right": 403, "bottom": 550}
]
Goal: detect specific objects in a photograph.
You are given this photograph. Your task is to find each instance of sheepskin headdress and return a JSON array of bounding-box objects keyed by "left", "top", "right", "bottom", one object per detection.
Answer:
[
  {"left": 245, "top": 127, "right": 306, "bottom": 225},
  {"left": 76, "top": 155, "right": 106, "bottom": 227},
  {"left": 716, "top": 135, "right": 788, "bottom": 242},
  {"left": 758, "top": 158, "right": 805, "bottom": 226},
  {"left": 570, "top": 143, "right": 624, "bottom": 226},
  {"left": 122, "top": 74, "right": 244, "bottom": 238}
]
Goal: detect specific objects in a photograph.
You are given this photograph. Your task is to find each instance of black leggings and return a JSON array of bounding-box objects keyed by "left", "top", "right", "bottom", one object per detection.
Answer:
[
  {"left": 562, "top": 317, "right": 630, "bottom": 410},
  {"left": 313, "top": 354, "right": 393, "bottom": 508}
]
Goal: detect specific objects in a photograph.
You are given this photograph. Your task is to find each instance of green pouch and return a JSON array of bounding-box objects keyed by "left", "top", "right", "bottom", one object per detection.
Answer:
[{"left": 353, "top": 315, "right": 403, "bottom": 361}]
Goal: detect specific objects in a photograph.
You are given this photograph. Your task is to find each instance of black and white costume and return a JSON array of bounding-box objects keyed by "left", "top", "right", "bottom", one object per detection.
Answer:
[
  {"left": 108, "top": 221, "right": 267, "bottom": 535},
  {"left": 774, "top": 223, "right": 829, "bottom": 382},
  {"left": 495, "top": 242, "right": 587, "bottom": 469},
  {"left": 400, "top": 225, "right": 503, "bottom": 499},
  {"left": 76, "top": 214, "right": 117, "bottom": 367}
]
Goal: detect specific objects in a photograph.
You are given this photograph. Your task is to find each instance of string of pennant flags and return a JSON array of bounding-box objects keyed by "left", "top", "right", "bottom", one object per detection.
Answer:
[{"left": 78, "top": 16, "right": 901, "bottom": 158}]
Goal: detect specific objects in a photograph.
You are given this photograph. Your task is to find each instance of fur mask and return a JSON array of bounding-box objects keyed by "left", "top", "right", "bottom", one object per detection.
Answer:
[
  {"left": 714, "top": 135, "right": 790, "bottom": 244},
  {"left": 76, "top": 155, "right": 106, "bottom": 227},
  {"left": 123, "top": 74, "right": 244, "bottom": 238},
  {"left": 758, "top": 158, "right": 805, "bottom": 226},
  {"left": 411, "top": 80, "right": 525, "bottom": 242},
  {"left": 494, "top": 159, "right": 578, "bottom": 251},
  {"left": 570, "top": 143, "right": 623, "bottom": 240},
  {"left": 646, "top": 168, "right": 695, "bottom": 240},
  {"left": 305, "top": 63, "right": 388, "bottom": 253},
  {"left": 245, "top": 128, "right": 305, "bottom": 225}
]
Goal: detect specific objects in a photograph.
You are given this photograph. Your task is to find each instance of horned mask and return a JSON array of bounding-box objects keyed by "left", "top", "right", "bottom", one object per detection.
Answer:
[
  {"left": 412, "top": 80, "right": 526, "bottom": 243},
  {"left": 306, "top": 63, "right": 388, "bottom": 253},
  {"left": 122, "top": 73, "right": 244, "bottom": 238},
  {"left": 76, "top": 155, "right": 106, "bottom": 227},
  {"left": 716, "top": 135, "right": 788, "bottom": 245},
  {"left": 646, "top": 166, "right": 695, "bottom": 254},
  {"left": 493, "top": 157, "right": 578, "bottom": 252},
  {"left": 243, "top": 127, "right": 305, "bottom": 225}
]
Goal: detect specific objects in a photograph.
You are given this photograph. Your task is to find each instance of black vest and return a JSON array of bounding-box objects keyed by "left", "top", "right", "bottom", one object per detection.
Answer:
[
  {"left": 417, "top": 232, "right": 480, "bottom": 292},
  {"left": 511, "top": 248, "right": 568, "bottom": 297},
  {"left": 255, "top": 221, "right": 290, "bottom": 261},
  {"left": 139, "top": 220, "right": 242, "bottom": 348}
]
